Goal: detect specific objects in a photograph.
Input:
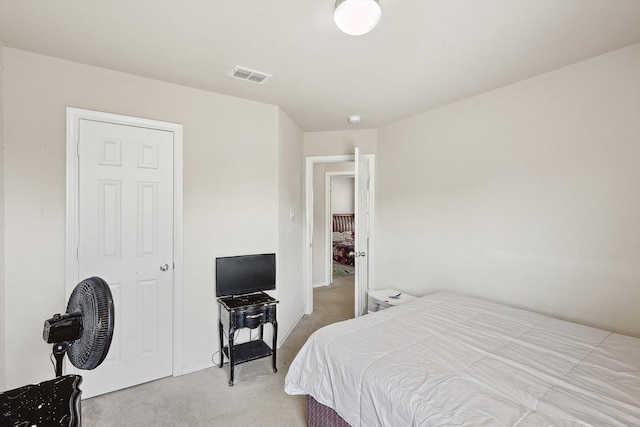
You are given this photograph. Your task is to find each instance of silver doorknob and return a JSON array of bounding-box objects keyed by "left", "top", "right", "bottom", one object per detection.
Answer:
[{"left": 160, "top": 263, "right": 169, "bottom": 272}]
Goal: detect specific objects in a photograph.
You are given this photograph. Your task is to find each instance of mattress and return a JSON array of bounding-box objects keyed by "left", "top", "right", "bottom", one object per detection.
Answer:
[{"left": 284, "top": 292, "right": 640, "bottom": 426}]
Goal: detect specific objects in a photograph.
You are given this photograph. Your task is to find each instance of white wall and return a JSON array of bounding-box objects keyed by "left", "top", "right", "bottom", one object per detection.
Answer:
[
  {"left": 304, "top": 129, "right": 377, "bottom": 157},
  {"left": 0, "top": 44, "right": 6, "bottom": 391},
  {"left": 1, "top": 48, "right": 304, "bottom": 389},
  {"left": 332, "top": 177, "right": 355, "bottom": 214},
  {"left": 276, "top": 108, "right": 305, "bottom": 342},
  {"left": 376, "top": 43, "right": 640, "bottom": 337}
]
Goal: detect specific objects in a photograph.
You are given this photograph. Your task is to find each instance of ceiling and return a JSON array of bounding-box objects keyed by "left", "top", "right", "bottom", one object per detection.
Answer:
[{"left": 1, "top": 0, "right": 640, "bottom": 132}]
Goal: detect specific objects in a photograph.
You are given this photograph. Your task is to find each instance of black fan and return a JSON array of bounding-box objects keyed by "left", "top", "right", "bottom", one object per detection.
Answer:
[{"left": 42, "top": 277, "right": 115, "bottom": 377}]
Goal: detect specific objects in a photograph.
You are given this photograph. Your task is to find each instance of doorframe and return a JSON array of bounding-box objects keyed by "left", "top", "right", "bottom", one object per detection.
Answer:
[
  {"left": 304, "top": 154, "right": 375, "bottom": 314},
  {"left": 65, "top": 107, "right": 184, "bottom": 377},
  {"left": 325, "top": 171, "right": 355, "bottom": 285}
]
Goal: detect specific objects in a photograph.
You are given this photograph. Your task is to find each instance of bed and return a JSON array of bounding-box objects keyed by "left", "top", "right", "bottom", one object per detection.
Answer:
[
  {"left": 284, "top": 292, "right": 640, "bottom": 426},
  {"left": 332, "top": 213, "right": 355, "bottom": 267}
]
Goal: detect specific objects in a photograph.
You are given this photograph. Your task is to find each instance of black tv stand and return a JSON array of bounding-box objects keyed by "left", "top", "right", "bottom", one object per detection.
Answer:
[{"left": 217, "top": 291, "right": 278, "bottom": 386}]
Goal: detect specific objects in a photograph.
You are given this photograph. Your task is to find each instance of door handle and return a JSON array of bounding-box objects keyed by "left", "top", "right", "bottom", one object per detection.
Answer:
[{"left": 160, "top": 263, "right": 169, "bottom": 272}]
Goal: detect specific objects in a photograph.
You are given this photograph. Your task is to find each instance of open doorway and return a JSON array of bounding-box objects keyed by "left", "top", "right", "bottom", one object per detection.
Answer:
[
  {"left": 304, "top": 153, "right": 375, "bottom": 317},
  {"left": 326, "top": 172, "right": 355, "bottom": 284}
]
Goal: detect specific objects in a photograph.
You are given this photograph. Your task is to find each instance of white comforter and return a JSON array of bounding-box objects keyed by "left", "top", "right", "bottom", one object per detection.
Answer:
[{"left": 284, "top": 292, "right": 640, "bottom": 426}]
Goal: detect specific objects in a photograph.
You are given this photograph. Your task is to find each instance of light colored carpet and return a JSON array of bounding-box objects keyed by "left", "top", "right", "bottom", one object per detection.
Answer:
[{"left": 82, "top": 276, "right": 355, "bottom": 426}]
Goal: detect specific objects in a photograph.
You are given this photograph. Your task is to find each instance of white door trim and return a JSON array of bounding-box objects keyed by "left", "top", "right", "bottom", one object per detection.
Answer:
[
  {"left": 325, "top": 171, "right": 355, "bottom": 285},
  {"left": 66, "top": 107, "right": 184, "bottom": 377},
  {"left": 304, "top": 154, "right": 375, "bottom": 315}
]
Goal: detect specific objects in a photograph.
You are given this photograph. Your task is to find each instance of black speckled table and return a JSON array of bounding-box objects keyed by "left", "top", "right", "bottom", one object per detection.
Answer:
[{"left": 0, "top": 375, "right": 82, "bottom": 427}]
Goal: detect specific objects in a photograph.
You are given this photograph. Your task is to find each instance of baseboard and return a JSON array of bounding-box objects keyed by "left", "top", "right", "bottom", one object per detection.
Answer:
[
  {"left": 278, "top": 309, "right": 305, "bottom": 348},
  {"left": 180, "top": 362, "right": 216, "bottom": 376},
  {"left": 313, "top": 282, "right": 330, "bottom": 288}
]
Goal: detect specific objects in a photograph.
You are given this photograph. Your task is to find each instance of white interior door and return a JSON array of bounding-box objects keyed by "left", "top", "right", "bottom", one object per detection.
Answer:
[
  {"left": 354, "top": 148, "right": 371, "bottom": 317},
  {"left": 75, "top": 119, "right": 174, "bottom": 397}
]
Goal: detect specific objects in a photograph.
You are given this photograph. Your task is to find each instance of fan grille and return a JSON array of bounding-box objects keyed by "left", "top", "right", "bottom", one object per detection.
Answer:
[{"left": 66, "top": 277, "right": 115, "bottom": 370}]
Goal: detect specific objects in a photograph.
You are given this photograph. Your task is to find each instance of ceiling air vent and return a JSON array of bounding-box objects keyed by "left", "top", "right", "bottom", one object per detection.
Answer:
[{"left": 228, "top": 66, "right": 272, "bottom": 84}]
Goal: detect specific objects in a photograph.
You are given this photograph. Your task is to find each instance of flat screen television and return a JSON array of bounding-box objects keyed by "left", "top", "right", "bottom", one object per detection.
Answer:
[{"left": 215, "top": 253, "right": 276, "bottom": 297}]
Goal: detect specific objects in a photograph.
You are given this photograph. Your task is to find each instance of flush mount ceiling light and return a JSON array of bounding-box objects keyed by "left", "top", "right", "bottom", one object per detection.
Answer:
[
  {"left": 348, "top": 115, "right": 361, "bottom": 124},
  {"left": 334, "top": 0, "right": 382, "bottom": 36}
]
